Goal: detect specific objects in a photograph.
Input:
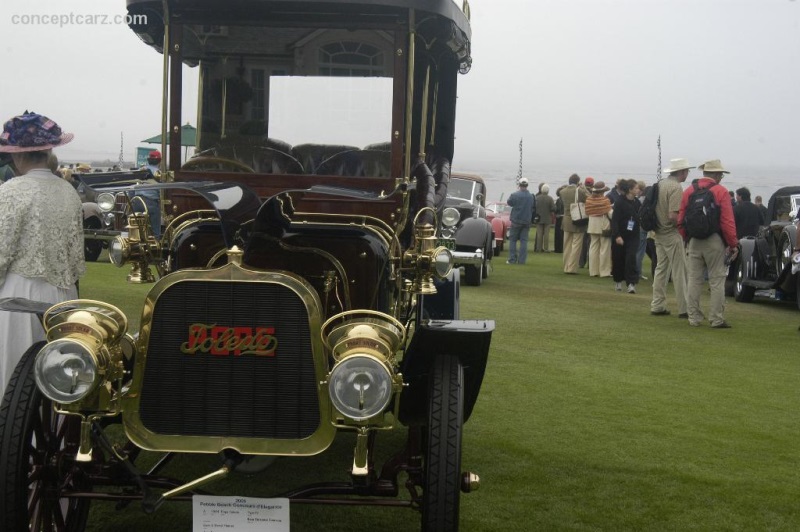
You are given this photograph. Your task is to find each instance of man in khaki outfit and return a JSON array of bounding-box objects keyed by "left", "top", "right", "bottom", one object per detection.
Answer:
[
  {"left": 650, "top": 158, "right": 692, "bottom": 317},
  {"left": 558, "top": 174, "right": 588, "bottom": 274}
]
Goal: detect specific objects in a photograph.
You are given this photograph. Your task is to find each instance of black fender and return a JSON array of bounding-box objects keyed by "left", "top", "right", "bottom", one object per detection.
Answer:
[
  {"left": 455, "top": 217, "right": 493, "bottom": 251},
  {"left": 398, "top": 319, "right": 494, "bottom": 425},
  {"left": 419, "top": 269, "right": 460, "bottom": 321}
]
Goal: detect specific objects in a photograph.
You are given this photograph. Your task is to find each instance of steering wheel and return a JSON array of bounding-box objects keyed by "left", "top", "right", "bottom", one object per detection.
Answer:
[{"left": 181, "top": 156, "right": 254, "bottom": 173}]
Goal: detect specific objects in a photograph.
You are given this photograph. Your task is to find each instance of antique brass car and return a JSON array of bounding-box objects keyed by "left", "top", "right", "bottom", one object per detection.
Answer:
[{"left": 0, "top": 1, "right": 493, "bottom": 531}]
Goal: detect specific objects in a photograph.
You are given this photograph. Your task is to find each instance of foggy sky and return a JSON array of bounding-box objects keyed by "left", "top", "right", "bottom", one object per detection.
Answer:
[{"left": 1, "top": 0, "right": 798, "bottom": 174}]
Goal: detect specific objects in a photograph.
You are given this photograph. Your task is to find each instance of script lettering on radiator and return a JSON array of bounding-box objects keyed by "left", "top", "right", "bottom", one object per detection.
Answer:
[{"left": 180, "top": 323, "right": 278, "bottom": 356}]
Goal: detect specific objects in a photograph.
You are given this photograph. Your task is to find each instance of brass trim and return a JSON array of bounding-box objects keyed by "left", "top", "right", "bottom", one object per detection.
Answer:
[
  {"left": 160, "top": 0, "right": 169, "bottom": 174},
  {"left": 122, "top": 263, "right": 336, "bottom": 456},
  {"left": 292, "top": 212, "right": 395, "bottom": 251},
  {"left": 403, "top": 9, "right": 416, "bottom": 181}
]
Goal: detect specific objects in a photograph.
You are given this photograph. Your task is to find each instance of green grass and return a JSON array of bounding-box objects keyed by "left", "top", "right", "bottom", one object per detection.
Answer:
[{"left": 79, "top": 252, "right": 800, "bottom": 531}]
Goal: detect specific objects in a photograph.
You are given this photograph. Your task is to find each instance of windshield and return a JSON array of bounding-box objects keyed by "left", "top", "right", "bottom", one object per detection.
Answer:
[
  {"left": 448, "top": 178, "right": 477, "bottom": 203},
  {"left": 191, "top": 26, "right": 396, "bottom": 177}
]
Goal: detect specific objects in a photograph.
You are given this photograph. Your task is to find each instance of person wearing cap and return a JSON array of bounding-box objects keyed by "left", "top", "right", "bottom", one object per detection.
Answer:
[
  {"left": 0, "top": 111, "right": 85, "bottom": 397},
  {"left": 585, "top": 181, "right": 613, "bottom": 277},
  {"left": 506, "top": 178, "right": 535, "bottom": 264},
  {"left": 559, "top": 173, "right": 588, "bottom": 274},
  {"left": 650, "top": 158, "right": 692, "bottom": 318},
  {"left": 133, "top": 149, "right": 163, "bottom": 238},
  {"left": 534, "top": 183, "right": 555, "bottom": 252},
  {"left": 677, "top": 159, "right": 738, "bottom": 328}
]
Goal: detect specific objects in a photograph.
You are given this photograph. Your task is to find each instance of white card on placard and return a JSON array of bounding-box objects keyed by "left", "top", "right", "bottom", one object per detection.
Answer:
[{"left": 193, "top": 496, "right": 289, "bottom": 532}]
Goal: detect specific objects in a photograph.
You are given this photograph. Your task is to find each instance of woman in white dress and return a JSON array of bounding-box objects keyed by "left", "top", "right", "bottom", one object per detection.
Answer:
[{"left": 0, "top": 112, "right": 85, "bottom": 398}]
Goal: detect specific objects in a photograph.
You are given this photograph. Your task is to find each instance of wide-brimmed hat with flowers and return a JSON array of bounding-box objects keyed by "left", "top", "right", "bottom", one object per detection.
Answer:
[{"left": 0, "top": 111, "right": 74, "bottom": 153}]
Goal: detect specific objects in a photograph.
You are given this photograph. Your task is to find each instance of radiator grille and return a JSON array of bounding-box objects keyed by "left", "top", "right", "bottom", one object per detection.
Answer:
[{"left": 139, "top": 281, "right": 320, "bottom": 439}]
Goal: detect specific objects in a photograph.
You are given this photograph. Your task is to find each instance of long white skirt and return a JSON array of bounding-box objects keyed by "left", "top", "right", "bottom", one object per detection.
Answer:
[{"left": 0, "top": 273, "right": 78, "bottom": 398}]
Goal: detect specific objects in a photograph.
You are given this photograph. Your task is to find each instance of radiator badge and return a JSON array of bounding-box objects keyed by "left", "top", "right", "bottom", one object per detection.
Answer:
[{"left": 181, "top": 323, "right": 278, "bottom": 356}]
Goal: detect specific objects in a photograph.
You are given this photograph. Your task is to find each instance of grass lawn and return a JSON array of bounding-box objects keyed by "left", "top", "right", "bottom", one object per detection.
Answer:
[{"left": 79, "top": 251, "right": 800, "bottom": 531}]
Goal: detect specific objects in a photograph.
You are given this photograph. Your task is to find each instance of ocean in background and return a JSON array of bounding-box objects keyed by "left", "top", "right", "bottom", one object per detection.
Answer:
[{"left": 457, "top": 160, "right": 799, "bottom": 204}]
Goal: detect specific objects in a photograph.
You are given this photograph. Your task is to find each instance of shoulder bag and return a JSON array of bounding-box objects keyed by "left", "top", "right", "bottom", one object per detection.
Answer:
[{"left": 569, "top": 187, "right": 589, "bottom": 226}]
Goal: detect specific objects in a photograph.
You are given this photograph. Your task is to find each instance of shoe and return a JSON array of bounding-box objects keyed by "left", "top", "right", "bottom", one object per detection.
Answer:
[
  {"left": 627, "top": 284, "right": 636, "bottom": 294},
  {"left": 651, "top": 309, "right": 671, "bottom": 316},
  {"left": 506, "top": 260, "right": 516, "bottom": 264},
  {"left": 711, "top": 322, "right": 732, "bottom": 329},
  {"left": 678, "top": 313, "right": 689, "bottom": 319},
  {"left": 640, "top": 275, "right": 648, "bottom": 280},
  {"left": 688, "top": 321, "right": 701, "bottom": 327},
  {"left": 615, "top": 282, "right": 622, "bottom": 291}
]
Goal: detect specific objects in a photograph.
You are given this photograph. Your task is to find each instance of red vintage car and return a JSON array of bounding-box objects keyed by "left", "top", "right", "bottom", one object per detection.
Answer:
[{"left": 486, "top": 201, "right": 511, "bottom": 255}]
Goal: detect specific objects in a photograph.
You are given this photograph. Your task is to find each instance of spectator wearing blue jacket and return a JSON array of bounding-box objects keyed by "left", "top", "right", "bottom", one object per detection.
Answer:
[{"left": 506, "top": 178, "right": 535, "bottom": 265}]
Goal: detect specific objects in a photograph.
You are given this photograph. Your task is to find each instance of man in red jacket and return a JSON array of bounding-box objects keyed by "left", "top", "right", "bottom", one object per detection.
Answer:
[{"left": 677, "top": 159, "right": 738, "bottom": 328}]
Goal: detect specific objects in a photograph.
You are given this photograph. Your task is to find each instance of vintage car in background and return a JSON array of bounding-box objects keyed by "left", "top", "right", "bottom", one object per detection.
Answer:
[
  {"left": 730, "top": 186, "right": 800, "bottom": 308},
  {"left": 441, "top": 173, "right": 495, "bottom": 286},
  {"left": 0, "top": 2, "right": 493, "bottom": 531},
  {"left": 486, "top": 201, "right": 511, "bottom": 255},
  {"left": 74, "top": 169, "right": 153, "bottom": 260}
]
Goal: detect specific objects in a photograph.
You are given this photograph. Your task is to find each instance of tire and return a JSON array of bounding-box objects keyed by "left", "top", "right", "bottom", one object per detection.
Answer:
[
  {"left": 83, "top": 217, "right": 103, "bottom": 262},
  {"left": 422, "top": 355, "right": 464, "bottom": 532},
  {"left": 84, "top": 240, "right": 103, "bottom": 262},
  {"left": 463, "top": 265, "right": 481, "bottom": 286},
  {"left": 734, "top": 257, "right": 756, "bottom": 303},
  {"left": 0, "top": 342, "right": 91, "bottom": 531}
]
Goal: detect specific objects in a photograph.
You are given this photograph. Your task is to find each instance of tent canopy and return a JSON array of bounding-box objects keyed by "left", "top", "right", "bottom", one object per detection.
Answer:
[{"left": 142, "top": 123, "right": 196, "bottom": 147}]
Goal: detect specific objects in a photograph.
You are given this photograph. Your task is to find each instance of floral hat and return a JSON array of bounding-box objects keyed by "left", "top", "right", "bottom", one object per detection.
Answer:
[{"left": 0, "top": 111, "right": 74, "bottom": 153}]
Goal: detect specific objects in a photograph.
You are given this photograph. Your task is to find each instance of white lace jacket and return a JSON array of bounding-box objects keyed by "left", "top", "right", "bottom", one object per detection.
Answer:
[{"left": 0, "top": 169, "right": 86, "bottom": 289}]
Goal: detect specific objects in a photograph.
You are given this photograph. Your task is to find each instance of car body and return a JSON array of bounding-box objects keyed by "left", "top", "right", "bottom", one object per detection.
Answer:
[
  {"left": 0, "top": 2, "right": 493, "bottom": 531},
  {"left": 485, "top": 201, "right": 511, "bottom": 255},
  {"left": 730, "top": 185, "right": 800, "bottom": 307},
  {"left": 440, "top": 173, "right": 495, "bottom": 286}
]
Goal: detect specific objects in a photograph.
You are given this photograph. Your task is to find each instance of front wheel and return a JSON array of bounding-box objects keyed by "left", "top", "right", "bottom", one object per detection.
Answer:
[
  {"left": 0, "top": 342, "right": 91, "bottom": 531},
  {"left": 422, "top": 355, "right": 464, "bottom": 532}
]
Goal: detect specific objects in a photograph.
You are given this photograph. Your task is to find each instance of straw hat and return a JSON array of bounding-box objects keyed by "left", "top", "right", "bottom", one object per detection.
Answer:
[
  {"left": 0, "top": 111, "right": 74, "bottom": 153},
  {"left": 698, "top": 159, "right": 730, "bottom": 174},
  {"left": 662, "top": 158, "right": 695, "bottom": 174}
]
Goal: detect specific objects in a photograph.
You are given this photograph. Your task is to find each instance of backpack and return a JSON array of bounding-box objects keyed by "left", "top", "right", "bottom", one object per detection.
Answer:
[
  {"left": 639, "top": 182, "right": 660, "bottom": 232},
  {"left": 683, "top": 182, "right": 720, "bottom": 239}
]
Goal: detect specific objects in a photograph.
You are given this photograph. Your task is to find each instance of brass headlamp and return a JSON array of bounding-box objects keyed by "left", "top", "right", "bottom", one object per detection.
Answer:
[
  {"left": 109, "top": 196, "right": 162, "bottom": 283},
  {"left": 34, "top": 301, "right": 132, "bottom": 461},
  {"left": 403, "top": 208, "right": 454, "bottom": 294}
]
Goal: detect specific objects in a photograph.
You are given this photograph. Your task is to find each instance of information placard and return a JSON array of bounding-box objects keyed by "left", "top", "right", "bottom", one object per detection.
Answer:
[{"left": 193, "top": 496, "right": 289, "bottom": 531}]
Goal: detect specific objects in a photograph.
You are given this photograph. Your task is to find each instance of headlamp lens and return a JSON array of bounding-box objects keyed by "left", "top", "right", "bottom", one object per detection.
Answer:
[
  {"left": 329, "top": 356, "right": 393, "bottom": 421},
  {"left": 96, "top": 192, "right": 116, "bottom": 212},
  {"left": 34, "top": 340, "right": 99, "bottom": 403},
  {"left": 442, "top": 207, "right": 461, "bottom": 228}
]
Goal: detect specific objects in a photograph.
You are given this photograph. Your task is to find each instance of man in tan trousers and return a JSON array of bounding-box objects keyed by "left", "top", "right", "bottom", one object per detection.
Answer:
[
  {"left": 558, "top": 174, "right": 588, "bottom": 274},
  {"left": 677, "top": 159, "right": 739, "bottom": 328},
  {"left": 650, "top": 158, "right": 692, "bottom": 317}
]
